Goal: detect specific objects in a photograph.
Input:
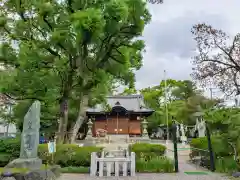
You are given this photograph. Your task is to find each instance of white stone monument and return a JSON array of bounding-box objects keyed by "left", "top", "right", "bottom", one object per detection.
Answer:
[
  {"left": 180, "top": 124, "right": 187, "bottom": 145},
  {"left": 6, "top": 101, "right": 42, "bottom": 169},
  {"left": 176, "top": 124, "right": 180, "bottom": 139},
  {"left": 198, "top": 119, "right": 206, "bottom": 137}
]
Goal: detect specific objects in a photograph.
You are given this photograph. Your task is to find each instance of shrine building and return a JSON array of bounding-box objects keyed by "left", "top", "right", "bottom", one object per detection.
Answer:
[{"left": 86, "top": 95, "right": 154, "bottom": 137}]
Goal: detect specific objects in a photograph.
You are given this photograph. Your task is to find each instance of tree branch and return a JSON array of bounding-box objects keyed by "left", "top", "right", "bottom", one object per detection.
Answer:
[{"left": 3, "top": 93, "right": 44, "bottom": 102}]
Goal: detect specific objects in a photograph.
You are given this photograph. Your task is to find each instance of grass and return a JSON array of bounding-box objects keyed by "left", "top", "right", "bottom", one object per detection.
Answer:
[
  {"left": 60, "top": 166, "right": 89, "bottom": 173},
  {"left": 184, "top": 171, "right": 209, "bottom": 175},
  {"left": 136, "top": 156, "right": 175, "bottom": 173}
]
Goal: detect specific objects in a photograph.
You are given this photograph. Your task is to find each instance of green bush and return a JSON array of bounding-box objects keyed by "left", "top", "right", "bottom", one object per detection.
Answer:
[
  {"left": 129, "top": 143, "right": 166, "bottom": 161},
  {"left": 0, "top": 138, "right": 21, "bottom": 158},
  {"left": 215, "top": 157, "right": 240, "bottom": 173},
  {"left": 136, "top": 156, "right": 174, "bottom": 173},
  {"left": 190, "top": 136, "right": 232, "bottom": 158},
  {"left": 0, "top": 138, "right": 103, "bottom": 167},
  {"left": 0, "top": 138, "right": 21, "bottom": 166},
  {"left": 38, "top": 144, "right": 103, "bottom": 167}
]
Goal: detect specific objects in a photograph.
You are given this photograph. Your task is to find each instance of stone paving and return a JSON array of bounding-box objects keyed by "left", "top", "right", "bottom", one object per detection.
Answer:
[
  {"left": 59, "top": 172, "right": 230, "bottom": 180},
  {"left": 62, "top": 141, "right": 231, "bottom": 180}
]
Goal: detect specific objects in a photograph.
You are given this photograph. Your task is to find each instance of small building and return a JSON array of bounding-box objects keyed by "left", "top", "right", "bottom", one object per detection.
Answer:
[{"left": 86, "top": 95, "right": 154, "bottom": 136}]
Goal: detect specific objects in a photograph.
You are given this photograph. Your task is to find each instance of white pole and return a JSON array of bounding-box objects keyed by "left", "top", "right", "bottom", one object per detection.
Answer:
[{"left": 164, "top": 70, "right": 169, "bottom": 145}]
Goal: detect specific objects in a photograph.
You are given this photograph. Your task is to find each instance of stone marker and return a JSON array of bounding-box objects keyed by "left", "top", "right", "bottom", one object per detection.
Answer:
[{"left": 6, "top": 100, "right": 42, "bottom": 169}]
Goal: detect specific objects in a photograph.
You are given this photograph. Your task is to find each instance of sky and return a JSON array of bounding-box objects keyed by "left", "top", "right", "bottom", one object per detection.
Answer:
[{"left": 135, "top": 0, "right": 240, "bottom": 100}]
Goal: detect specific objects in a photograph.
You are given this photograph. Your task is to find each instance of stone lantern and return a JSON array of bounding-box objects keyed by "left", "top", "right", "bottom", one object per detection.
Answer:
[
  {"left": 86, "top": 118, "right": 93, "bottom": 139},
  {"left": 141, "top": 118, "right": 149, "bottom": 138}
]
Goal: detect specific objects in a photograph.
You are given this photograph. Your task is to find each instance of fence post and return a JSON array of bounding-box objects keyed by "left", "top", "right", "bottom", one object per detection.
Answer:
[
  {"left": 206, "top": 123, "right": 215, "bottom": 172},
  {"left": 130, "top": 152, "right": 136, "bottom": 176},
  {"left": 90, "top": 152, "right": 97, "bottom": 176},
  {"left": 172, "top": 121, "right": 179, "bottom": 172}
]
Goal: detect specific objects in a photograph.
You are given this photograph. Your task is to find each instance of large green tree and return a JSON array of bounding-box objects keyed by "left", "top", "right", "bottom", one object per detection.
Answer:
[
  {"left": 141, "top": 79, "right": 219, "bottom": 132},
  {"left": 0, "top": 0, "right": 151, "bottom": 142}
]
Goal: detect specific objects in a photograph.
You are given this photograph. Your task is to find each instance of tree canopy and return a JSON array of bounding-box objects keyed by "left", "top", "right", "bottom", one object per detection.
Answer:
[
  {"left": 0, "top": 0, "right": 151, "bottom": 141},
  {"left": 191, "top": 23, "right": 240, "bottom": 96}
]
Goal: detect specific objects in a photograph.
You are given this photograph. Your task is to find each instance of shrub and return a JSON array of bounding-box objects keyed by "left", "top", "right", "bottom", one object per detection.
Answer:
[
  {"left": 0, "top": 137, "right": 103, "bottom": 167},
  {"left": 129, "top": 143, "right": 166, "bottom": 161},
  {"left": 190, "top": 136, "right": 232, "bottom": 158},
  {"left": 215, "top": 157, "right": 240, "bottom": 173},
  {"left": 0, "top": 138, "right": 21, "bottom": 166},
  {"left": 38, "top": 144, "right": 103, "bottom": 167},
  {"left": 0, "top": 138, "right": 21, "bottom": 158},
  {"left": 136, "top": 156, "right": 174, "bottom": 173}
]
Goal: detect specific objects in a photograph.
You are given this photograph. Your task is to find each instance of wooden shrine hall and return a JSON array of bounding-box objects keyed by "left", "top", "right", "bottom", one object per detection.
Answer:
[{"left": 86, "top": 95, "right": 154, "bottom": 137}]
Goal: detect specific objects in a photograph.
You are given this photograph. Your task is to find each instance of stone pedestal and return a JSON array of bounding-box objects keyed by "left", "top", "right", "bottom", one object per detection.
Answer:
[{"left": 5, "top": 158, "right": 42, "bottom": 170}]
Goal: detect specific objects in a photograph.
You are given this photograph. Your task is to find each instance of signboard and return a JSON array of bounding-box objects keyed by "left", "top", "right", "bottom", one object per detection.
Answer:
[{"left": 48, "top": 141, "right": 56, "bottom": 154}]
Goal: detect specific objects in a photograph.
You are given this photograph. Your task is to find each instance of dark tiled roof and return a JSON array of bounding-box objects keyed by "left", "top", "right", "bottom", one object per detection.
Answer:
[{"left": 87, "top": 94, "right": 154, "bottom": 113}]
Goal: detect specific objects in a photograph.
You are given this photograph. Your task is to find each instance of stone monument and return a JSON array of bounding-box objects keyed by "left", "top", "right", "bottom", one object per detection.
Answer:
[
  {"left": 198, "top": 119, "right": 206, "bottom": 137},
  {"left": 6, "top": 101, "right": 42, "bottom": 169},
  {"left": 176, "top": 124, "right": 180, "bottom": 139},
  {"left": 180, "top": 124, "right": 187, "bottom": 145}
]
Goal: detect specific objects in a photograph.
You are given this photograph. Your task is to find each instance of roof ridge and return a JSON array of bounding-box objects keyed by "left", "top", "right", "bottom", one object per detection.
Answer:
[{"left": 106, "top": 94, "right": 142, "bottom": 99}]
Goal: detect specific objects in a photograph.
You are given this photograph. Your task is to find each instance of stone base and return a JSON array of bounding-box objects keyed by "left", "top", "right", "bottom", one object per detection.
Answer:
[
  {"left": 1, "top": 165, "right": 61, "bottom": 180},
  {"left": 5, "top": 158, "right": 42, "bottom": 170}
]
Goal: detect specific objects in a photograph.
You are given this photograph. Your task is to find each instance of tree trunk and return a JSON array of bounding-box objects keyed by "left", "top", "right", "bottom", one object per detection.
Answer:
[
  {"left": 70, "top": 95, "right": 89, "bottom": 144},
  {"left": 57, "top": 98, "right": 68, "bottom": 143}
]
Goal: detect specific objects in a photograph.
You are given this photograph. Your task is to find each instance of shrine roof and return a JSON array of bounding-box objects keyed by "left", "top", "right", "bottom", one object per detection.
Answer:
[{"left": 86, "top": 94, "right": 154, "bottom": 114}]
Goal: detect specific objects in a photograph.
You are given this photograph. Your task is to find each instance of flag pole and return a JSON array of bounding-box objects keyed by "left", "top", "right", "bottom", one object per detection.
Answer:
[{"left": 164, "top": 70, "right": 169, "bottom": 145}]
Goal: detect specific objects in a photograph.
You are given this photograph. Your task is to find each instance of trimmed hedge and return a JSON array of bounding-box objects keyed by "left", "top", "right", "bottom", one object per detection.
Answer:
[
  {"left": 0, "top": 138, "right": 103, "bottom": 167},
  {"left": 129, "top": 143, "right": 166, "bottom": 161},
  {"left": 0, "top": 138, "right": 174, "bottom": 173},
  {"left": 38, "top": 144, "right": 103, "bottom": 167}
]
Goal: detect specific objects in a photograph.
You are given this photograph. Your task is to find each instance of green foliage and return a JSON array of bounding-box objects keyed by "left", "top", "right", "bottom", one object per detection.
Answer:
[
  {"left": 38, "top": 144, "right": 103, "bottom": 167},
  {"left": 60, "top": 166, "right": 89, "bottom": 174},
  {"left": 0, "top": 138, "right": 102, "bottom": 167},
  {"left": 190, "top": 136, "right": 232, "bottom": 158},
  {"left": 0, "top": 137, "right": 21, "bottom": 158},
  {"left": 0, "top": 137, "right": 21, "bottom": 166},
  {"left": 0, "top": 0, "right": 151, "bottom": 139},
  {"left": 129, "top": 143, "right": 166, "bottom": 160},
  {"left": 136, "top": 156, "right": 174, "bottom": 173},
  {"left": 205, "top": 107, "right": 240, "bottom": 153},
  {"left": 141, "top": 79, "right": 218, "bottom": 132},
  {"left": 215, "top": 157, "right": 239, "bottom": 173}
]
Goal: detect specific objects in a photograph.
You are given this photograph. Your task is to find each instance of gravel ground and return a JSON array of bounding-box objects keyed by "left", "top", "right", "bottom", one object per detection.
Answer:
[{"left": 59, "top": 173, "right": 230, "bottom": 180}]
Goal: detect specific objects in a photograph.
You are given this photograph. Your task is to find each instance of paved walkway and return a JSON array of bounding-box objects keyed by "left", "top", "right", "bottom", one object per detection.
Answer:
[
  {"left": 62, "top": 141, "right": 230, "bottom": 180},
  {"left": 59, "top": 173, "right": 230, "bottom": 180}
]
